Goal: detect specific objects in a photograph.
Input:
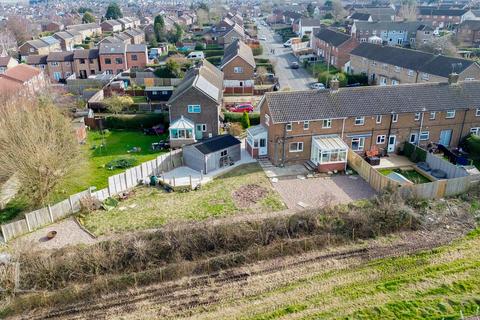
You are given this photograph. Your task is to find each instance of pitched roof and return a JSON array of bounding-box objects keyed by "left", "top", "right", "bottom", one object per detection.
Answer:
[
  {"left": 0, "top": 56, "right": 14, "bottom": 67},
  {"left": 53, "top": 30, "right": 81, "bottom": 40},
  {"left": 73, "top": 49, "right": 99, "bottom": 59},
  {"left": 102, "top": 19, "right": 122, "bottom": 26},
  {"left": 47, "top": 51, "right": 74, "bottom": 62},
  {"left": 300, "top": 18, "right": 321, "bottom": 27},
  {"left": 418, "top": 8, "right": 468, "bottom": 16},
  {"left": 225, "top": 23, "right": 245, "bottom": 38},
  {"left": 350, "top": 12, "right": 371, "bottom": 21},
  {"left": 67, "top": 23, "right": 101, "bottom": 31},
  {"left": 353, "top": 21, "right": 432, "bottom": 34},
  {"left": 220, "top": 40, "right": 255, "bottom": 69},
  {"left": 168, "top": 59, "right": 223, "bottom": 104},
  {"left": 314, "top": 28, "right": 351, "bottom": 47},
  {"left": 26, "top": 54, "right": 48, "bottom": 65},
  {"left": 99, "top": 43, "right": 126, "bottom": 55},
  {"left": 191, "top": 134, "right": 241, "bottom": 154},
  {"left": 126, "top": 44, "right": 147, "bottom": 53},
  {"left": 459, "top": 19, "right": 480, "bottom": 31},
  {"left": 350, "top": 43, "right": 475, "bottom": 77},
  {"left": 262, "top": 81, "right": 480, "bottom": 124},
  {"left": 123, "top": 28, "right": 144, "bottom": 37},
  {"left": 1, "top": 64, "right": 41, "bottom": 82}
]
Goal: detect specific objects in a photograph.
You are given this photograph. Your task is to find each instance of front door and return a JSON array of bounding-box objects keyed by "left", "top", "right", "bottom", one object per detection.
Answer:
[
  {"left": 259, "top": 138, "right": 267, "bottom": 156},
  {"left": 387, "top": 135, "right": 396, "bottom": 153},
  {"left": 79, "top": 70, "right": 87, "bottom": 79},
  {"left": 195, "top": 124, "right": 205, "bottom": 140},
  {"left": 409, "top": 133, "right": 418, "bottom": 144},
  {"left": 439, "top": 129, "right": 452, "bottom": 146}
]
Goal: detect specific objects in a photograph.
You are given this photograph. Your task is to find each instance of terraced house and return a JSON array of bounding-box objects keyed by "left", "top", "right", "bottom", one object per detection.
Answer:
[
  {"left": 350, "top": 43, "right": 480, "bottom": 85},
  {"left": 247, "top": 77, "right": 480, "bottom": 171}
]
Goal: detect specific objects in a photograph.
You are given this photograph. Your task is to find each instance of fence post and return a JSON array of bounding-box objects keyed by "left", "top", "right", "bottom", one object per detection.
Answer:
[
  {"left": 25, "top": 214, "right": 32, "bottom": 232},
  {"left": 47, "top": 204, "right": 54, "bottom": 223},
  {"left": 189, "top": 175, "right": 192, "bottom": 189},
  {"left": 1, "top": 224, "right": 8, "bottom": 243},
  {"left": 170, "top": 150, "right": 173, "bottom": 168},
  {"left": 173, "top": 176, "right": 176, "bottom": 187},
  {"left": 68, "top": 196, "right": 74, "bottom": 213}
]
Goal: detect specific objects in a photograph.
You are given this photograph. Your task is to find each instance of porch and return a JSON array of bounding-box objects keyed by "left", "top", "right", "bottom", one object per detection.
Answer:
[
  {"left": 310, "top": 135, "right": 348, "bottom": 173},
  {"left": 169, "top": 116, "right": 196, "bottom": 148},
  {"left": 246, "top": 125, "right": 268, "bottom": 159}
]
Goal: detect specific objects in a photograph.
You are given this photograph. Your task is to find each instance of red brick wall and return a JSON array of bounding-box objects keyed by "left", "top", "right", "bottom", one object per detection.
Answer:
[{"left": 318, "top": 162, "right": 346, "bottom": 173}]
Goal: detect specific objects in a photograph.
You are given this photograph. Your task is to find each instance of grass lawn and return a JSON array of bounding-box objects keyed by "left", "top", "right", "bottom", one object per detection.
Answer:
[
  {"left": 82, "top": 163, "right": 285, "bottom": 235},
  {"left": 131, "top": 96, "right": 148, "bottom": 104},
  {"left": 379, "top": 168, "right": 431, "bottom": 184},
  {"left": 49, "top": 130, "right": 167, "bottom": 203}
]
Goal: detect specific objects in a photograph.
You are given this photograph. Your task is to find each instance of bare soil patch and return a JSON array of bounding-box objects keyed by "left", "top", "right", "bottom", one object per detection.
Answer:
[{"left": 232, "top": 184, "right": 268, "bottom": 208}]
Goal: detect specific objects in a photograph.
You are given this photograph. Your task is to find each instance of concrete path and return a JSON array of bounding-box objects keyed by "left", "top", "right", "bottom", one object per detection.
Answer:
[{"left": 256, "top": 23, "right": 315, "bottom": 90}]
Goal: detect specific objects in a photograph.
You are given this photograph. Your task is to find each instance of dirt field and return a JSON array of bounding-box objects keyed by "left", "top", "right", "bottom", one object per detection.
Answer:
[{"left": 10, "top": 197, "right": 479, "bottom": 320}]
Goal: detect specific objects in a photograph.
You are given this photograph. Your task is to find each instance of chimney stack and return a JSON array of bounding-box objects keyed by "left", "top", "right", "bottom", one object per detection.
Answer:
[
  {"left": 448, "top": 73, "right": 459, "bottom": 85},
  {"left": 329, "top": 78, "right": 340, "bottom": 91}
]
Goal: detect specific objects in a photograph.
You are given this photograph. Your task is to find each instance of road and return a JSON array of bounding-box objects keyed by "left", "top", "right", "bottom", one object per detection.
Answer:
[{"left": 256, "top": 23, "right": 315, "bottom": 91}]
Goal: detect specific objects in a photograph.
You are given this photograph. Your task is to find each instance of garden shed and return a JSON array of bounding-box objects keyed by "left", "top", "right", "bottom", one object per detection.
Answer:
[{"left": 183, "top": 134, "right": 241, "bottom": 174}]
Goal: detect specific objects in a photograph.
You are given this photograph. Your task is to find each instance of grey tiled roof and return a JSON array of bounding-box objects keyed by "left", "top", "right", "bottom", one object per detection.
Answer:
[
  {"left": 73, "top": 49, "right": 99, "bottom": 59},
  {"left": 47, "top": 51, "right": 74, "bottom": 62},
  {"left": 314, "top": 29, "right": 351, "bottom": 47},
  {"left": 220, "top": 40, "right": 255, "bottom": 68},
  {"left": 418, "top": 8, "right": 468, "bottom": 16},
  {"left": 99, "top": 43, "right": 126, "bottom": 55},
  {"left": 263, "top": 81, "right": 480, "bottom": 123},
  {"left": 26, "top": 54, "right": 48, "bottom": 65},
  {"left": 350, "top": 43, "right": 476, "bottom": 77},
  {"left": 353, "top": 21, "right": 432, "bottom": 34},
  {"left": 350, "top": 12, "right": 371, "bottom": 21}
]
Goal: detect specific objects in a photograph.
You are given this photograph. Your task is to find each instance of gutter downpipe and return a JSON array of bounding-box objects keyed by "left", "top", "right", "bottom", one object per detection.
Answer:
[
  {"left": 458, "top": 108, "right": 468, "bottom": 146},
  {"left": 341, "top": 117, "right": 346, "bottom": 139},
  {"left": 386, "top": 111, "right": 394, "bottom": 155},
  {"left": 281, "top": 123, "right": 287, "bottom": 167}
]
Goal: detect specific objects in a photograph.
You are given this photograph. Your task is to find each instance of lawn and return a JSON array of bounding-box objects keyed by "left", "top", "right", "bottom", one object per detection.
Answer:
[
  {"left": 131, "top": 96, "right": 148, "bottom": 104},
  {"left": 82, "top": 163, "right": 285, "bottom": 235},
  {"left": 379, "top": 168, "right": 432, "bottom": 184}
]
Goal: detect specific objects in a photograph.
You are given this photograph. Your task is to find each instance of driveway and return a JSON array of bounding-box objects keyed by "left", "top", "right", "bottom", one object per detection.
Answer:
[
  {"left": 256, "top": 23, "right": 315, "bottom": 90},
  {"left": 272, "top": 175, "right": 376, "bottom": 210}
]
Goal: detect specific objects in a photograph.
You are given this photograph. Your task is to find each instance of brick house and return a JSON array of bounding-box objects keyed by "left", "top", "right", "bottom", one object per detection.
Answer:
[
  {"left": 0, "top": 56, "right": 18, "bottom": 74},
  {"left": 350, "top": 43, "right": 480, "bottom": 85},
  {"left": 218, "top": 24, "right": 245, "bottom": 47},
  {"left": 247, "top": 78, "right": 480, "bottom": 169},
  {"left": 43, "top": 21, "right": 64, "bottom": 33},
  {"left": 167, "top": 60, "right": 224, "bottom": 148},
  {"left": 220, "top": 40, "right": 256, "bottom": 94},
  {"left": 46, "top": 51, "right": 74, "bottom": 82},
  {"left": 66, "top": 23, "right": 102, "bottom": 40},
  {"left": 123, "top": 28, "right": 146, "bottom": 44},
  {"left": 53, "top": 30, "right": 83, "bottom": 51},
  {"left": 297, "top": 18, "right": 322, "bottom": 38},
  {"left": 73, "top": 49, "right": 100, "bottom": 78},
  {"left": 25, "top": 54, "right": 48, "bottom": 71},
  {"left": 19, "top": 36, "right": 61, "bottom": 57},
  {"left": 456, "top": 20, "right": 480, "bottom": 47},
  {"left": 126, "top": 44, "right": 148, "bottom": 70},
  {"left": 99, "top": 43, "right": 127, "bottom": 75},
  {"left": 312, "top": 28, "right": 358, "bottom": 70},
  {"left": 417, "top": 8, "right": 475, "bottom": 28},
  {"left": 0, "top": 64, "right": 47, "bottom": 96},
  {"left": 101, "top": 20, "right": 123, "bottom": 33}
]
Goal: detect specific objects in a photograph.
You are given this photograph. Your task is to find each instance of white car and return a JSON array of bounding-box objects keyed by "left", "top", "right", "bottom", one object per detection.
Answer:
[
  {"left": 259, "top": 36, "right": 267, "bottom": 41},
  {"left": 310, "top": 82, "right": 326, "bottom": 90}
]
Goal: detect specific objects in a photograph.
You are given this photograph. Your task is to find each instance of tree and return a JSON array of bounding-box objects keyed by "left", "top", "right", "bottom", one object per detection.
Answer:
[
  {"left": 241, "top": 111, "right": 250, "bottom": 129},
  {"left": 417, "top": 36, "right": 458, "bottom": 57},
  {"left": 103, "top": 94, "right": 134, "bottom": 114},
  {"left": 105, "top": 2, "right": 123, "bottom": 20},
  {"left": 78, "top": 7, "right": 92, "bottom": 13},
  {"left": 153, "top": 15, "right": 165, "bottom": 42},
  {"left": 399, "top": 3, "right": 417, "bottom": 21},
  {"left": 0, "top": 29, "right": 17, "bottom": 54},
  {"left": 6, "top": 16, "right": 32, "bottom": 46},
  {"left": 167, "top": 23, "right": 184, "bottom": 43},
  {"left": 165, "top": 59, "right": 181, "bottom": 78},
  {"left": 332, "top": 0, "right": 346, "bottom": 21},
  {"left": 0, "top": 95, "right": 80, "bottom": 206},
  {"left": 307, "top": 3, "right": 315, "bottom": 18},
  {"left": 196, "top": 8, "right": 209, "bottom": 26},
  {"left": 82, "top": 12, "right": 96, "bottom": 24}
]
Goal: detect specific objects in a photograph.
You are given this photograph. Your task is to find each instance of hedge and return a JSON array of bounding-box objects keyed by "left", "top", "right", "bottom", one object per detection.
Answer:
[
  {"left": 256, "top": 63, "right": 274, "bottom": 73},
  {"left": 206, "top": 44, "right": 222, "bottom": 50},
  {"left": 104, "top": 113, "right": 168, "bottom": 130},
  {"left": 204, "top": 49, "right": 224, "bottom": 57},
  {"left": 255, "top": 58, "right": 269, "bottom": 64},
  {"left": 206, "top": 56, "right": 222, "bottom": 66},
  {"left": 252, "top": 46, "right": 263, "bottom": 56},
  {"left": 224, "top": 112, "right": 260, "bottom": 125},
  {"left": 403, "top": 142, "right": 427, "bottom": 163}
]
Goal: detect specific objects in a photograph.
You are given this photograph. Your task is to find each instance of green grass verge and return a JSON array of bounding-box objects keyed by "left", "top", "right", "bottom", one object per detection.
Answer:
[{"left": 82, "top": 163, "right": 285, "bottom": 235}]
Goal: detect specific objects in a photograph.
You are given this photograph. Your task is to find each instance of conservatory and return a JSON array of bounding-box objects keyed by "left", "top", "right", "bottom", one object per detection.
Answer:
[
  {"left": 169, "top": 116, "right": 195, "bottom": 148},
  {"left": 310, "top": 135, "right": 348, "bottom": 173}
]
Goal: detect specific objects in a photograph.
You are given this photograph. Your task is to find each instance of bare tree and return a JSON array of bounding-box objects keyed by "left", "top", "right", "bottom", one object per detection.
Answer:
[
  {"left": 0, "top": 29, "right": 17, "bottom": 55},
  {"left": 417, "top": 36, "right": 458, "bottom": 57},
  {"left": 6, "top": 16, "right": 33, "bottom": 45},
  {"left": 196, "top": 8, "right": 209, "bottom": 26},
  {"left": 332, "top": 0, "right": 346, "bottom": 21},
  {"left": 0, "top": 95, "right": 80, "bottom": 206},
  {"left": 399, "top": 4, "right": 417, "bottom": 21}
]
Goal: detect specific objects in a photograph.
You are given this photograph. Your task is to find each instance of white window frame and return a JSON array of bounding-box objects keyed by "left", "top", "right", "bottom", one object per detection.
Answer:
[
  {"left": 303, "top": 121, "right": 309, "bottom": 130},
  {"left": 391, "top": 79, "right": 399, "bottom": 85},
  {"left": 446, "top": 110, "right": 456, "bottom": 119},
  {"left": 376, "top": 115, "right": 382, "bottom": 124},
  {"left": 289, "top": 142, "right": 303, "bottom": 152},
  {"left": 354, "top": 116, "right": 365, "bottom": 126},
  {"left": 419, "top": 131, "right": 430, "bottom": 141},
  {"left": 196, "top": 123, "right": 207, "bottom": 132},
  {"left": 414, "top": 112, "right": 421, "bottom": 121},
  {"left": 265, "top": 114, "right": 270, "bottom": 126},
  {"left": 233, "top": 66, "right": 244, "bottom": 73},
  {"left": 394, "top": 66, "right": 401, "bottom": 73},
  {"left": 188, "top": 104, "right": 201, "bottom": 113},
  {"left": 470, "top": 127, "right": 480, "bottom": 135},
  {"left": 430, "top": 112, "right": 436, "bottom": 120},
  {"left": 286, "top": 122, "right": 292, "bottom": 131},
  {"left": 322, "top": 119, "right": 332, "bottom": 128},
  {"left": 351, "top": 137, "right": 365, "bottom": 151},
  {"left": 476, "top": 108, "right": 480, "bottom": 117},
  {"left": 392, "top": 113, "right": 398, "bottom": 122},
  {"left": 407, "top": 69, "right": 414, "bottom": 77},
  {"left": 376, "top": 135, "right": 386, "bottom": 144},
  {"left": 421, "top": 73, "right": 429, "bottom": 81}
]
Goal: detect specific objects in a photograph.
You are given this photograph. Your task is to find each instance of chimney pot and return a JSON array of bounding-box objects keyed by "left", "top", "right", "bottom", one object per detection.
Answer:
[
  {"left": 329, "top": 78, "right": 340, "bottom": 91},
  {"left": 448, "top": 73, "right": 459, "bottom": 85}
]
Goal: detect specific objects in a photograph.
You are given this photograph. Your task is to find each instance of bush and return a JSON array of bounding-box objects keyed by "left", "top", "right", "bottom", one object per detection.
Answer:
[
  {"left": 206, "top": 56, "right": 222, "bottom": 65},
  {"left": 105, "top": 158, "right": 138, "bottom": 170},
  {"left": 463, "top": 134, "right": 480, "bottom": 158},
  {"left": 203, "top": 49, "right": 224, "bottom": 57},
  {"left": 104, "top": 113, "right": 168, "bottom": 130},
  {"left": 256, "top": 63, "right": 274, "bottom": 73},
  {"left": 241, "top": 111, "right": 250, "bottom": 129},
  {"left": 346, "top": 73, "right": 369, "bottom": 85},
  {"left": 194, "top": 42, "right": 205, "bottom": 50},
  {"left": 252, "top": 46, "right": 263, "bottom": 56},
  {"left": 224, "top": 112, "right": 260, "bottom": 125},
  {"left": 403, "top": 142, "right": 427, "bottom": 163},
  {"left": 255, "top": 58, "right": 270, "bottom": 64}
]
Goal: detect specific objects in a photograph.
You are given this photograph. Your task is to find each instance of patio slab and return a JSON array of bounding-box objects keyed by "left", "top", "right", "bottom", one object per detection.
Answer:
[{"left": 372, "top": 154, "right": 415, "bottom": 169}]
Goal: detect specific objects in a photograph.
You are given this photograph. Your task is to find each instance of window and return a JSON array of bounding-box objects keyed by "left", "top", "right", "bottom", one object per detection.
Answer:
[
  {"left": 115, "top": 57, "right": 123, "bottom": 64},
  {"left": 421, "top": 73, "right": 429, "bottom": 80},
  {"left": 188, "top": 104, "right": 201, "bottom": 113},
  {"left": 303, "top": 121, "right": 309, "bottom": 130},
  {"left": 380, "top": 77, "right": 387, "bottom": 86},
  {"left": 355, "top": 117, "right": 365, "bottom": 125},
  {"left": 105, "top": 58, "right": 112, "bottom": 64},
  {"left": 392, "top": 113, "right": 398, "bottom": 122},
  {"left": 391, "top": 79, "right": 399, "bottom": 85},
  {"left": 89, "top": 59, "right": 95, "bottom": 64},
  {"left": 220, "top": 150, "right": 228, "bottom": 157},
  {"left": 80, "top": 59, "right": 86, "bottom": 64},
  {"left": 446, "top": 110, "right": 456, "bottom": 119},
  {"left": 90, "top": 70, "right": 95, "bottom": 74},
  {"left": 196, "top": 124, "right": 207, "bottom": 132},
  {"left": 430, "top": 112, "right": 436, "bottom": 120},
  {"left": 470, "top": 127, "right": 480, "bottom": 135},
  {"left": 50, "top": 61, "right": 59, "bottom": 66},
  {"left": 476, "top": 108, "right": 480, "bottom": 117},
  {"left": 419, "top": 131, "right": 430, "bottom": 141},
  {"left": 234, "top": 66, "right": 244, "bottom": 73},
  {"left": 286, "top": 122, "right": 292, "bottom": 131},
  {"left": 376, "top": 115, "right": 382, "bottom": 124},
  {"left": 382, "top": 63, "right": 388, "bottom": 70},
  {"left": 351, "top": 137, "right": 365, "bottom": 151},
  {"left": 170, "top": 128, "right": 193, "bottom": 139},
  {"left": 376, "top": 135, "right": 386, "bottom": 144},
  {"left": 131, "top": 54, "right": 138, "bottom": 61},
  {"left": 265, "top": 114, "right": 270, "bottom": 126},
  {"left": 289, "top": 142, "right": 303, "bottom": 152},
  {"left": 414, "top": 112, "right": 421, "bottom": 121},
  {"left": 407, "top": 69, "right": 414, "bottom": 77},
  {"left": 322, "top": 119, "right": 332, "bottom": 128}
]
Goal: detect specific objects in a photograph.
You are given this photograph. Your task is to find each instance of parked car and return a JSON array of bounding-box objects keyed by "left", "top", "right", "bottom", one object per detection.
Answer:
[
  {"left": 187, "top": 51, "right": 205, "bottom": 60},
  {"left": 310, "top": 82, "right": 325, "bottom": 90},
  {"left": 290, "top": 61, "right": 299, "bottom": 69},
  {"left": 144, "top": 124, "right": 165, "bottom": 135},
  {"left": 258, "top": 35, "right": 267, "bottom": 41},
  {"left": 228, "top": 103, "right": 254, "bottom": 113}
]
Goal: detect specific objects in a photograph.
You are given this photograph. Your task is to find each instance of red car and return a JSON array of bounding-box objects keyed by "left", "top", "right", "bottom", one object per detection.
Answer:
[{"left": 228, "top": 103, "right": 254, "bottom": 113}]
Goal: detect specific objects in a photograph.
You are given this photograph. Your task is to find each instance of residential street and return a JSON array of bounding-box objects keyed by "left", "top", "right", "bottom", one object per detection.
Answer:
[{"left": 257, "top": 23, "right": 315, "bottom": 91}]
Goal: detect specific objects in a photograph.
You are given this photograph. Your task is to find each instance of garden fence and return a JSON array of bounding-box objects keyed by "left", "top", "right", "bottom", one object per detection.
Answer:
[{"left": 0, "top": 149, "right": 183, "bottom": 243}]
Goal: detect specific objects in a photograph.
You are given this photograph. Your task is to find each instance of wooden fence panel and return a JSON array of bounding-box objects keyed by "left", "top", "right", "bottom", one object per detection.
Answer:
[
  {"left": 1, "top": 219, "right": 29, "bottom": 242},
  {"left": 426, "top": 153, "right": 468, "bottom": 179},
  {"left": 445, "top": 176, "right": 472, "bottom": 197},
  {"left": 25, "top": 207, "right": 51, "bottom": 230},
  {"left": 50, "top": 199, "right": 72, "bottom": 221},
  {"left": 70, "top": 190, "right": 90, "bottom": 213}
]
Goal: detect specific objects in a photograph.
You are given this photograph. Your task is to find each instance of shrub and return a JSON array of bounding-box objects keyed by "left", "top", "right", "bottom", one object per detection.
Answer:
[
  {"left": 194, "top": 42, "right": 205, "bottom": 50},
  {"left": 206, "top": 56, "right": 222, "bottom": 65},
  {"left": 346, "top": 73, "right": 369, "bottom": 85},
  {"left": 256, "top": 63, "right": 274, "bottom": 73},
  {"left": 241, "top": 111, "right": 250, "bottom": 129},
  {"left": 105, "top": 158, "right": 138, "bottom": 170},
  {"left": 255, "top": 58, "right": 270, "bottom": 64},
  {"left": 403, "top": 142, "right": 427, "bottom": 162},
  {"left": 203, "top": 49, "right": 224, "bottom": 57},
  {"left": 228, "top": 122, "right": 244, "bottom": 136},
  {"left": 252, "top": 46, "right": 263, "bottom": 56},
  {"left": 104, "top": 113, "right": 168, "bottom": 130},
  {"left": 224, "top": 112, "right": 260, "bottom": 125}
]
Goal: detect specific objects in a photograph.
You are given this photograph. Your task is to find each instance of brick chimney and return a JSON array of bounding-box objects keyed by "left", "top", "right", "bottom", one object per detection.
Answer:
[
  {"left": 448, "top": 73, "right": 459, "bottom": 85},
  {"left": 329, "top": 78, "right": 340, "bottom": 91}
]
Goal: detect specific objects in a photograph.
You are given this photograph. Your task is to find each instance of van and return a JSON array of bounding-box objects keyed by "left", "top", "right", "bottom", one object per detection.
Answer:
[
  {"left": 187, "top": 51, "right": 205, "bottom": 60},
  {"left": 283, "top": 37, "right": 301, "bottom": 48}
]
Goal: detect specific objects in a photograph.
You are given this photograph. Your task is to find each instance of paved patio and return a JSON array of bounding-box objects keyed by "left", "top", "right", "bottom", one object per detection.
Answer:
[
  {"left": 372, "top": 154, "right": 415, "bottom": 169},
  {"left": 272, "top": 175, "right": 376, "bottom": 210},
  {"left": 258, "top": 159, "right": 310, "bottom": 178}
]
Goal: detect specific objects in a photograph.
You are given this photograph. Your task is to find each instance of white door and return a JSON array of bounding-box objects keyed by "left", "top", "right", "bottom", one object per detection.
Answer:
[
  {"left": 259, "top": 138, "right": 267, "bottom": 156},
  {"left": 387, "top": 135, "right": 396, "bottom": 153}
]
